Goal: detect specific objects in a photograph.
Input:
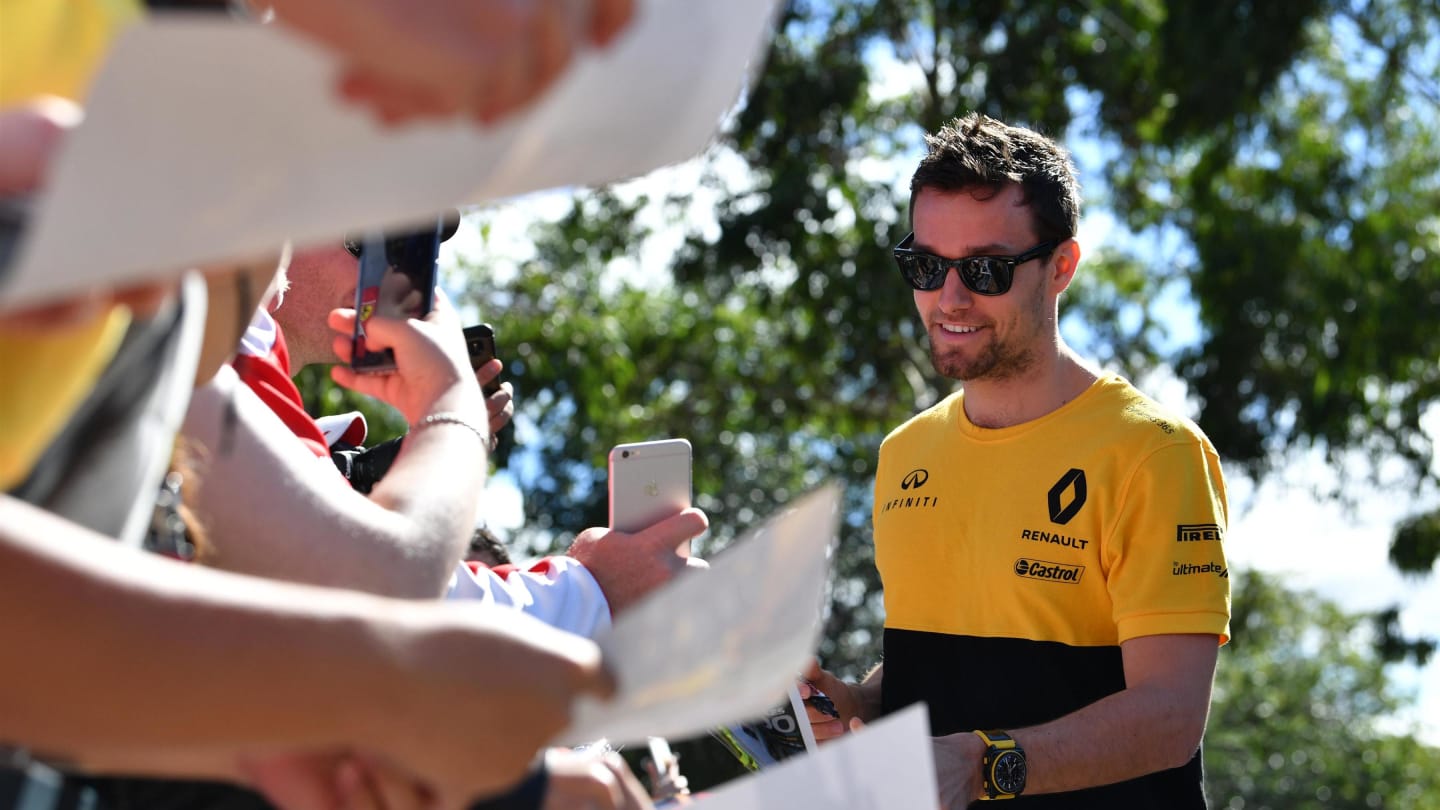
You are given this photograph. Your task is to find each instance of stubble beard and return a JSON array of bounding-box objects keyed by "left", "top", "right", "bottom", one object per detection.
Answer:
[
  {"left": 927, "top": 283, "right": 1048, "bottom": 383},
  {"left": 929, "top": 334, "right": 1036, "bottom": 382}
]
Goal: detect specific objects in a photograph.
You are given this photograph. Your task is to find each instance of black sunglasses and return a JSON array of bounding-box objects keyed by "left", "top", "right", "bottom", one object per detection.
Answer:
[{"left": 893, "top": 233, "right": 1061, "bottom": 295}]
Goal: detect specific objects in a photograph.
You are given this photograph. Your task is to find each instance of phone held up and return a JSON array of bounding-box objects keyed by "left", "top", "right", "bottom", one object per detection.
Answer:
[
  {"left": 608, "top": 438, "right": 692, "bottom": 556},
  {"left": 349, "top": 216, "right": 445, "bottom": 373},
  {"left": 463, "top": 323, "right": 502, "bottom": 397}
]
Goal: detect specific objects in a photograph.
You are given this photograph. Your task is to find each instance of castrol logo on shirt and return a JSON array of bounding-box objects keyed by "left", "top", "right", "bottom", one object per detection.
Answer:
[{"left": 1013, "top": 558, "right": 1085, "bottom": 584}]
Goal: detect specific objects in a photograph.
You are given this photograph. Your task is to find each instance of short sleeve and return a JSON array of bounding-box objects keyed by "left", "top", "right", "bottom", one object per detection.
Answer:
[{"left": 1105, "top": 440, "right": 1231, "bottom": 645}]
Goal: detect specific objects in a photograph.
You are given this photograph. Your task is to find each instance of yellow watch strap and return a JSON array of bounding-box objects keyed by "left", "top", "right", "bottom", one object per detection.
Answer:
[{"left": 973, "top": 729, "right": 1016, "bottom": 749}]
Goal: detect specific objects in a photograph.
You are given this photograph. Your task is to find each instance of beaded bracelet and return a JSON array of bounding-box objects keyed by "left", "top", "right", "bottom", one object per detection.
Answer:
[{"left": 413, "top": 412, "right": 491, "bottom": 447}]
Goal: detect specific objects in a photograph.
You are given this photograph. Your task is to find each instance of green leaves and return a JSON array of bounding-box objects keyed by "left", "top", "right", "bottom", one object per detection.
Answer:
[
  {"left": 423, "top": 0, "right": 1440, "bottom": 661},
  {"left": 1207, "top": 571, "right": 1440, "bottom": 807},
  {"left": 295, "top": 2, "right": 1440, "bottom": 795}
]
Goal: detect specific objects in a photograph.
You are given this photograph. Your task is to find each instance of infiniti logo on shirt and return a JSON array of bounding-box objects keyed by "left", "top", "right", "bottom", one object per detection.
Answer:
[
  {"left": 881, "top": 468, "right": 939, "bottom": 514},
  {"left": 901, "top": 469, "right": 929, "bottom": 490}
]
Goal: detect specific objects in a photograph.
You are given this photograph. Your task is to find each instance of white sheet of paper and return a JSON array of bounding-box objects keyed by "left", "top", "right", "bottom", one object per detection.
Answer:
[
  {"left": 558, "top": 485, "right": 839, "bottom": 747},
  {"left": 2, "top": 0, "right": 781, "bottom": 308},
  {"left": 688, "top": 704, "right": 939, "bottom": 810}
]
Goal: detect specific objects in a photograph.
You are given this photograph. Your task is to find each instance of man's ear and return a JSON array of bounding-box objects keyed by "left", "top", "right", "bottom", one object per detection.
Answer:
[{"left": 1048, "top": 239, "right": 1082, "bottom": 295}]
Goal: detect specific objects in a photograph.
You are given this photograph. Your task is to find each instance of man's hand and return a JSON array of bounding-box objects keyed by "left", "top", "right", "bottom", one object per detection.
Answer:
[
  {"left": 932, "top": 732, "right": 985, "bottom": 810},
  {"left": 358, "top": 606, "right": 616, "bottom": 807},
  {"left": 797, "top": 659, "right": 870, "bottom": 744},
  {"left": 269, "top": 0, "right": 637, "bottom": 125},
  {"left": 541, "top": 748, "right": 653, "bottom": 810},
  {"left": 240, "top": 750, "right": 435, "bottom": 810},
  {"left": 566, "top": 509, "right": 708, "bottom": 615},
  {"left": 474, "top": 358, "right": 514, "bottom": 442},
  {"left": 328, "top": 290, "right": 481, "bottom": 428}
]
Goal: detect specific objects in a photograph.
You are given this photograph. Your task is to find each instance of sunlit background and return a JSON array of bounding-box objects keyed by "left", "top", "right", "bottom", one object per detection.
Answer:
[{"left": 303, "top": 2, "right": 1440, "bottom": 805}]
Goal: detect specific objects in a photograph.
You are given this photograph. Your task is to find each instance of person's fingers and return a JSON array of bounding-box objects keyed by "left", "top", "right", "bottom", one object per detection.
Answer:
[
  {"left": 466, "top": 0, "right": 574, "bottom": 125},
  {"left": 484, "top": 388, "right": 512, "bottom": 414},
  {"left": 631, "top": 508, "right": 709, "bottom": 553},
  {"left": 543, "top": 749, "right": 655, "bottom": 810},
  {"left": 330, "top": 332, "right": 355, "bottom": 365},
  {"left": 330, "top": 363, "right": 361, "bottom": 392},
  {"left": 336, "top": 309, "right": 414, "bottom": 352},
  {"left": 602, "top": 753, "right": 651, "bottom": 810},
  {"left": 530, "top": 0, "right": 574, "bottom": 96},
  {"left": 611, "top": 509, "right": 707, "bottom": 575},
  {"left": 802, "top": 659, "right": 844, "bottom": 695},
  {"left": 474, "top": 358, "right": 502, "bottom": 387},
  {"left": 589, "top": 0, "right": 637, "bottom": 46},
  {"left": 238, "top": 754, "right": 343, "bottom": 810},
  {"left": 346, "top": 755, "right": 435, "bottom": 810},
  {"left": 337, "top": 69, "right": 463, "bottom": 126},
  {"left": 848, "top": 717, "right": 867, "bottom": 733},
  {"left": 472, "top": 33, "right": 532, "bottom": 124},
  {"left": 486, "top": 387, "right": 514, "bottom": 435},
  {"left": 335, "top": 759, "right": 379, "bottom": 810},
  {"left": 484, "top": 384, "right": 514, "bottom": 414},
  {"left": 398, "top": 289, "right": 425, "bottom": 319},
  {"left": 810, "top": 717, "right": 846, "bottom": 740},
  {"left": 328, "top": 307, "right": 358, "bottom": 335}
]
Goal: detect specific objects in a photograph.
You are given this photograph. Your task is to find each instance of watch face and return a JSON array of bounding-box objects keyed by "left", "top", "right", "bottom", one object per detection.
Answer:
[{"left": 993, "top": 750, "right": 1027, "bottom": 795}]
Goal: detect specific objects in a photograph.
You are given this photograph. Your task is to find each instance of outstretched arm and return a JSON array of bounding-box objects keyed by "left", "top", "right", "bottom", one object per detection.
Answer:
[
  {"left": 184, "top": 295, "right": 488, "bottom": 598},
  {"left": 0, "top": 493, "right": 610, "bottom": 806},
  {"left": 932, "top": 633, "right": 1218, "bottom": 808}
]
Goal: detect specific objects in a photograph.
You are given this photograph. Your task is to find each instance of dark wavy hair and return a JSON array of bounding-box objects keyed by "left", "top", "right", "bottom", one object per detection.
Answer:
[{"left": 909, "top": 113, "right": 1081, "bottom": 242}]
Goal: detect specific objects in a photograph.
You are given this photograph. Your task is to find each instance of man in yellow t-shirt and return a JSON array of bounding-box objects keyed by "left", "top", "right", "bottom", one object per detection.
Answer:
[{"left": 803, "top": 114, "right": 1230, "bottom": 809}]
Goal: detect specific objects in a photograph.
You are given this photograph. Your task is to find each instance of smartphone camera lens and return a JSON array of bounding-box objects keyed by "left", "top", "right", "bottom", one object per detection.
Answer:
[{"left": 622, "top": 450, "right": 631, "bottom": 458}]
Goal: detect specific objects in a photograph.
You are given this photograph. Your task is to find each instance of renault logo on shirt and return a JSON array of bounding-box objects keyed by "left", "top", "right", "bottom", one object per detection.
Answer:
[
  {"left": 901, "top": 469, "right": 929, "bottom": 490},
  {"left": 1048, "top": 468, "right": 1087, "bottom": 525}
]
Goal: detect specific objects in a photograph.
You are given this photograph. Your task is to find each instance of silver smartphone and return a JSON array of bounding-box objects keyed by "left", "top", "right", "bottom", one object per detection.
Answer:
[{"left": 608, "top": 438, "right": 692, "bottom": 555}]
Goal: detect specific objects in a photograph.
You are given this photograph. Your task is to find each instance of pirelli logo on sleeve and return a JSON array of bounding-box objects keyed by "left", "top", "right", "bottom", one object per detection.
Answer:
[{"left": 1176, "top": 524, "right": 1223, "bottom": 543}]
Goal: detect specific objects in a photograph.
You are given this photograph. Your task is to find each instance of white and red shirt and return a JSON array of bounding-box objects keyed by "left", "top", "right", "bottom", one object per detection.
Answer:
[{"left": 236, "top": 309, "right": 612, "bottom": 638}]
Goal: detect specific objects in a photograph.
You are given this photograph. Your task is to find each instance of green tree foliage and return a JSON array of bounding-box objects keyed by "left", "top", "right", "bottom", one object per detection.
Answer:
[
  {"left": 1147, "top": 6, "right": 1440, "bottom": 492},
  {"left": 1206, "top": 571, "right": 1440, "bottom": 808},
  {"left": 451, "top": 190, "right": 894, "bottom": 668},
  {"left": 291, "top": 3, "right": 1440, "bottom": 799},
  {"left": 433, "top": 0, "right": 1439, "bottom": 678},
  {"left": 294, "top": 365, "right": 408, "bottom": 444}
]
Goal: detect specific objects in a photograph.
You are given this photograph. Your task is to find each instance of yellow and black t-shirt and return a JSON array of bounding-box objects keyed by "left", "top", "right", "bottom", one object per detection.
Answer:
[{"left": 874, "top": 374, "right": 1230, "bottom": 808}]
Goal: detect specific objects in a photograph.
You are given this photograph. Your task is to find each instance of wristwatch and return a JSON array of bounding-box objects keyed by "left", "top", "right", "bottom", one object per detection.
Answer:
[{"left": 973, "top": 729, "right": 1027, "bottom": 800}]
